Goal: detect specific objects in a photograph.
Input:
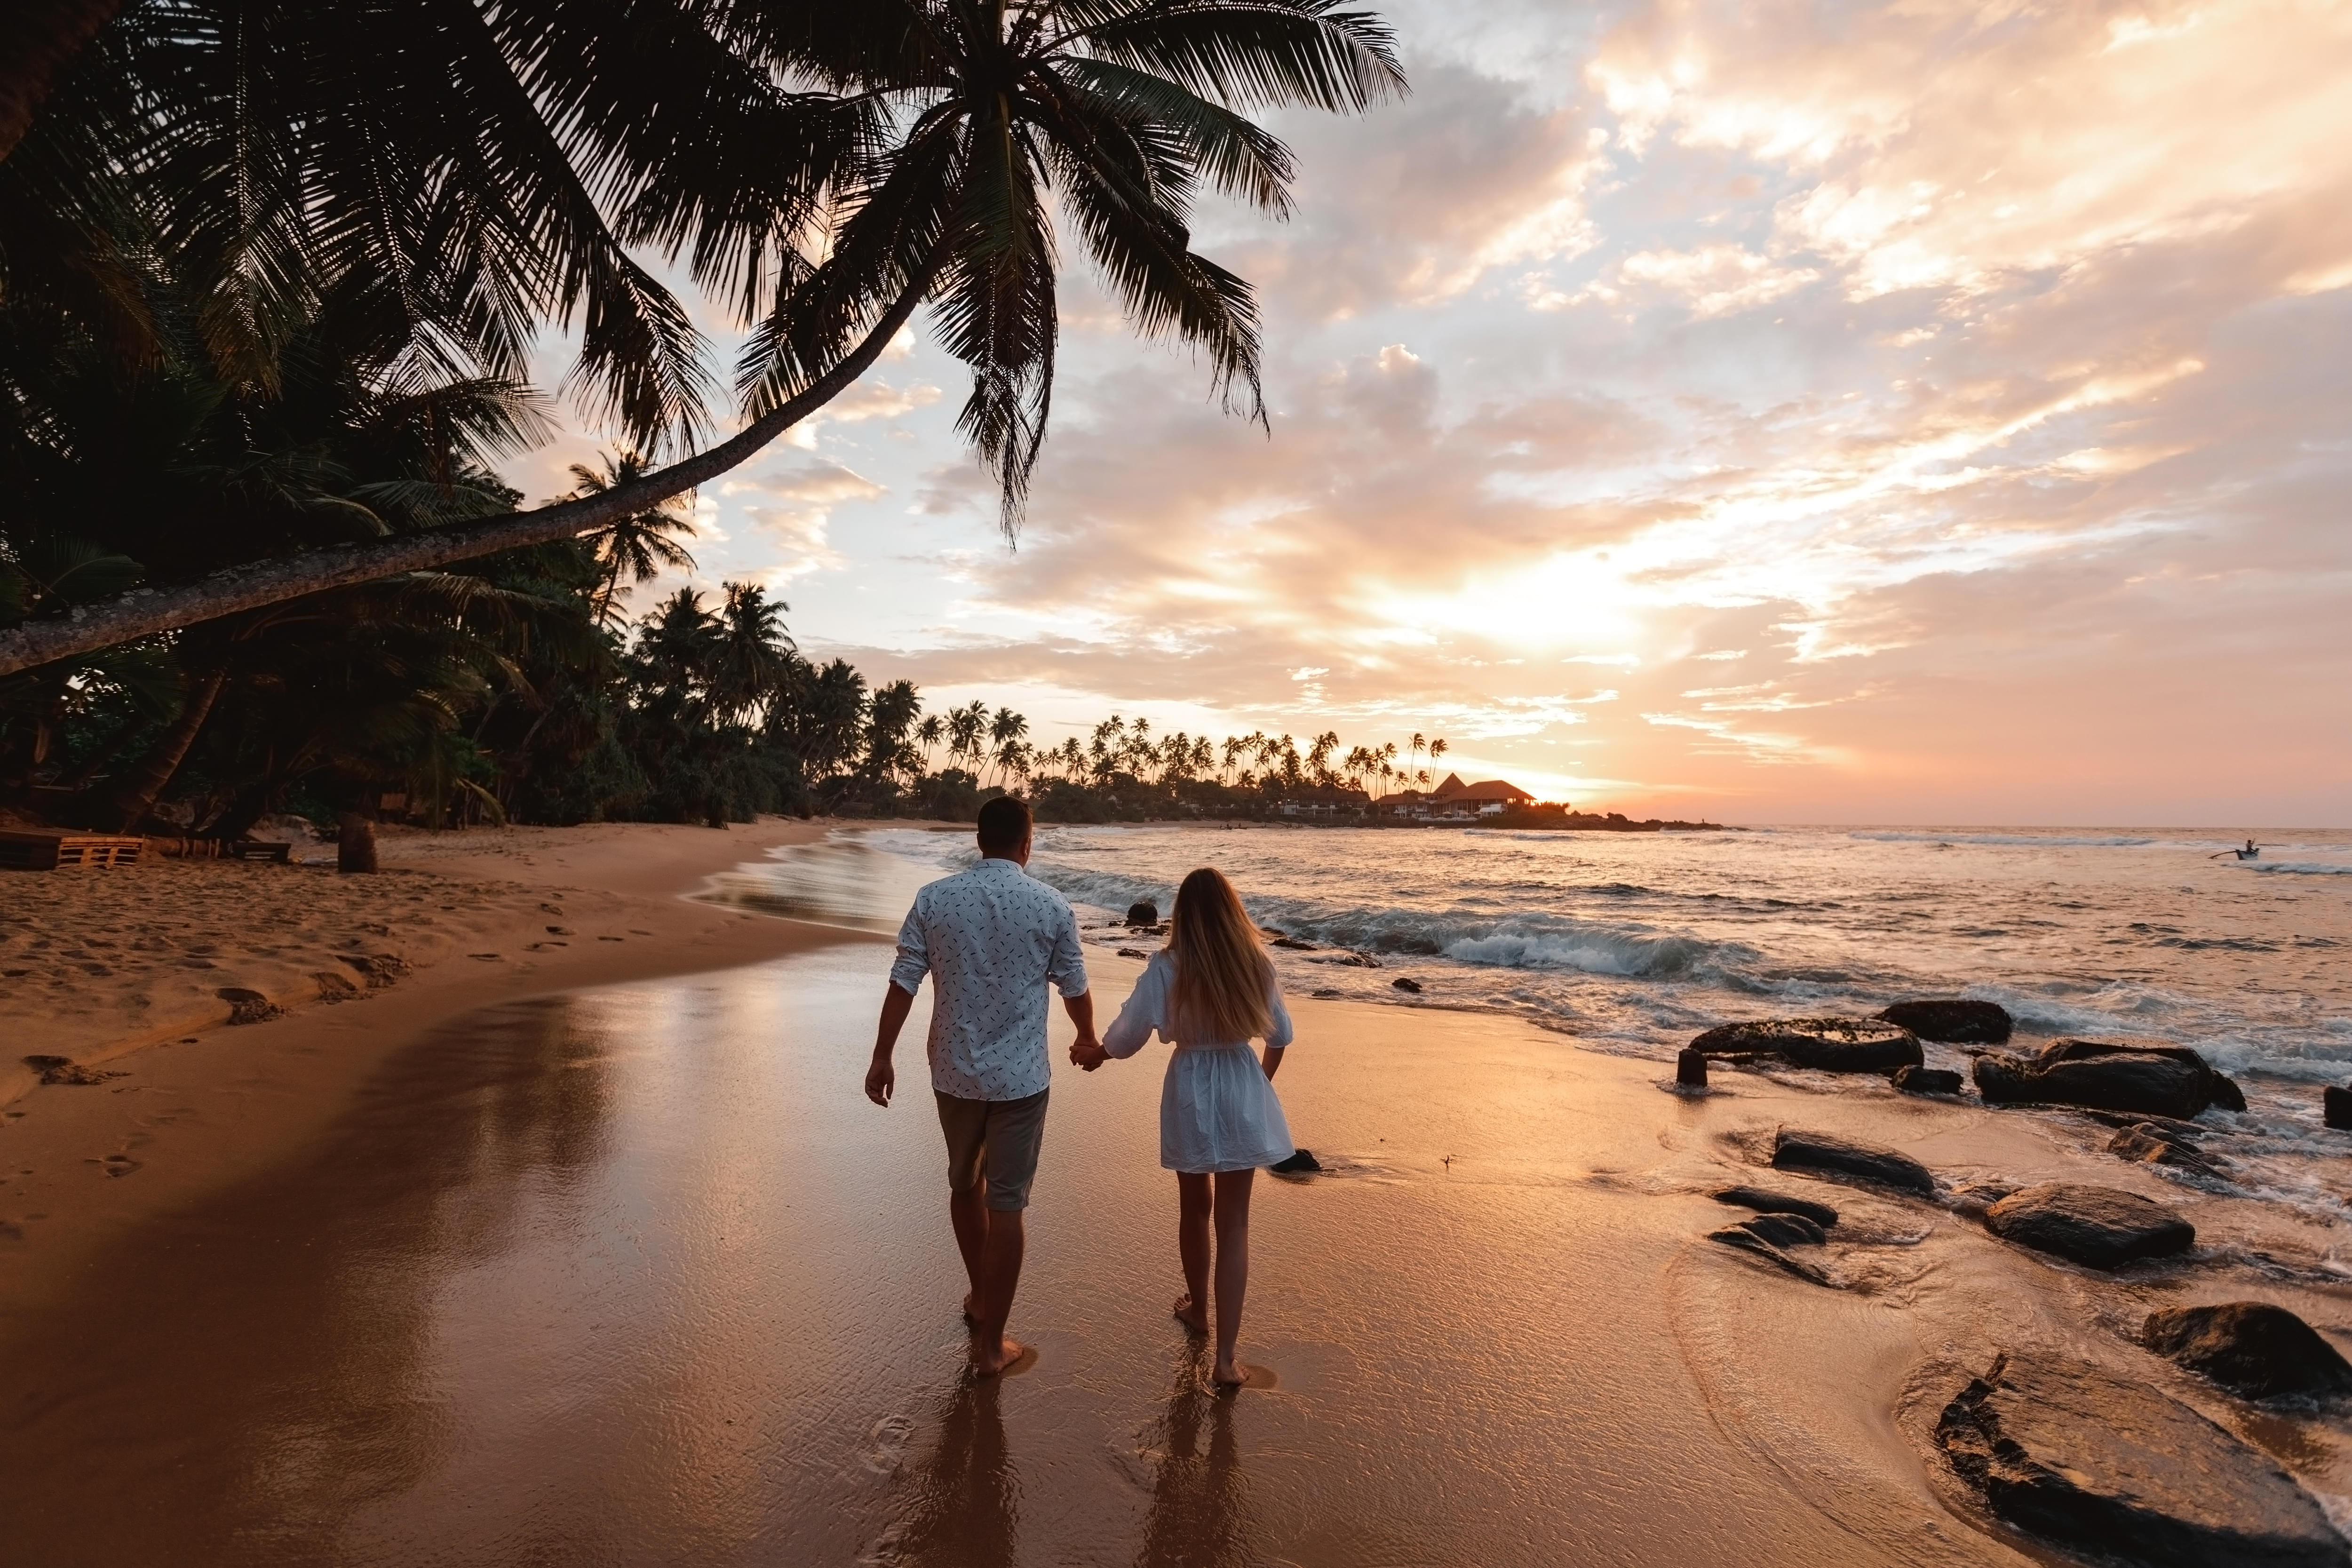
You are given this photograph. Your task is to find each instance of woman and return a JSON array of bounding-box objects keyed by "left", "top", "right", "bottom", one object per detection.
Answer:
[{"left": 1072, "top": 867, "right": 1295, "bottom": 1387}]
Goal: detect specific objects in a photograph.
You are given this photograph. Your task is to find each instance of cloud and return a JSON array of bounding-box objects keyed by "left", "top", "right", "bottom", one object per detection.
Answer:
[{"left": 715, "top": 459, "right": 884, "bottom": 581}]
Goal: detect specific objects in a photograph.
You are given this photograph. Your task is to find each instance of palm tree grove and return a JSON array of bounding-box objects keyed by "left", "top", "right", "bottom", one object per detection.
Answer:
[{"left": 0, "top": 1, "right": 1416, "bottom": 833}]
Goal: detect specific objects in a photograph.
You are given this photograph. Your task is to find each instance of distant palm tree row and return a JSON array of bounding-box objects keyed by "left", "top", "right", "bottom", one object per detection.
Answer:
[{"left": 907, "top": 714, "right": 1452, "bottom": 800}]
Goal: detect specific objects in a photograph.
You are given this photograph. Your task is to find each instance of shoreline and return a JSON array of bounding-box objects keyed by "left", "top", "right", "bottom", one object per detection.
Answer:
[{"left": 0, "top": 818, "right": 922, "bottom": 1321}]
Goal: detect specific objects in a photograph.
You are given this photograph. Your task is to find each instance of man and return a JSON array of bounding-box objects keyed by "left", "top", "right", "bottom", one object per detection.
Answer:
[{"left": 866, "top": 795, "right": 1095, "bottom": 1374}]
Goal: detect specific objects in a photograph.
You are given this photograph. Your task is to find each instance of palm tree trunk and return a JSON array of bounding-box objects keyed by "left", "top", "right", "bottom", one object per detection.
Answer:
[
  {"left": 0, "top": 0, "right": 122, "bottom": 162},
  {"left": 0, "top": 262, "right": 941, "bottom": 679},
  {"left": 111, "top": 668, "right": 225, "bottom": 831}
]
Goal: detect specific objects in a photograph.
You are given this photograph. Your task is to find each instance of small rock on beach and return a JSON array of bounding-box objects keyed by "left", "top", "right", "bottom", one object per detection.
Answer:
[
  {"left": 1934, "top": 1352, "right": 2345, "bottom": 1568},
  {"left": 1770, "top": 1129, "right": 1936, "bottom": 1196},
  {"left": 1892, "top": 1065, "right": 1964, "bottom": 1096},
  {"left": 1983, "top": 1181, "right": 2195, "bottom": 1269},
  {"left": 1711, "top": 1186, "right": 1839, "bottom": 1227},
  {"left": 1691, "top": 1017, "right": 1922, "bottom": 1074},
  {"left": 2142, "top": 1302, "right": 2352, "bottom": 1401}
]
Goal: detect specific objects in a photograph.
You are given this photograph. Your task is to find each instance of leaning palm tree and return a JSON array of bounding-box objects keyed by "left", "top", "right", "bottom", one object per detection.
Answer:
[
  {"left": 565, "top": 452, "right": 699, "bottom": 628},
  {"left": 1, "top": 1, "right": 1406, "bottom": 677}
]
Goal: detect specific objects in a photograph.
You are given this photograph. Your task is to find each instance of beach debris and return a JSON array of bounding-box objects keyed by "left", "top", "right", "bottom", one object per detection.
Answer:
[
  {"left": 1770, "top": 1129, "right": 1936, "bottom": 1196},
  {"left": 546, "top": 924, "right": 575, "bottom": 935},
  {"left": 1893, "top": 1065, "right": 1965, "bottom": 1096},
  {"left": 1706, "top": 1222, "right": 1834, "bottom": 1285},
  {"left": 1877, "top": 998, "right": 2013, "bottom": 1043},
  {"left": 1392, "top": 977, "right": 1422, "bottom": 994},
  {"left": 1268, "top": 1148, "right": 1321, "bottom": 1174},
  {"left": 2325, "top": 1086, "right": 2352, "bottom": 1131},
  {"left": 1116, "top": 947, "right": 1149, "bottom": 959},
  {"left": 22, "top": 1055, "right": 126, "bottom": 1086},
  {"left": 540, "top": 902, "right": 564, "bottom": 915},
  {"left": 1676, "top": 1047, "right": 1708, "bottom": 1088},
  {"left": 1973, "top": 1039, "right": 2228, "bottom": 1120},
  {"left": 1691, "top": 1017, "right": 1923, "bottom": 1074},
  {"left": 1126, "top": 901, "right": 1158, "bottom": 928},
  {"left": 215, "top": 987, "right": 281, "bottom": 1025},
  {"left": 2142, "top": 1302, "right": 2352, "bottom": 1401},
  {"left": 1935, "top": 1352, "right": 2344, "bottom": 1567},
  {"left": 313, "top": 970, "right": 361, "bottom": 1000},
  {"left": 1711, "top": 1186, "right": 1839, "bottom": 1228},
  {"left": 1983, "top": 1181, "right": 2194, "bottom": 1269},
  {"left": 2108, "top": 1122, "right": 2230, "bottom": 1179}
]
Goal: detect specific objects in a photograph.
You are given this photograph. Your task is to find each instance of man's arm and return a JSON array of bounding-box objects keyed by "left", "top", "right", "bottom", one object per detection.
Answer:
[{"left": 867, "top": 982, "right": 916, "bottom": 1106}]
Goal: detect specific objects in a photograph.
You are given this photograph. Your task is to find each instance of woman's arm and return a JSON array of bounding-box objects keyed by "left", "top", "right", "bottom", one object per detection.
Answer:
[{"left": 1261, "top": 1044, "right": 1285, "bottom": 1081}]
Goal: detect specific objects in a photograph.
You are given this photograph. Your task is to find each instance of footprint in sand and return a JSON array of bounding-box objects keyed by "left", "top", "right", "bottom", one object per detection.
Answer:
[
  {"left": 103, "top": 1155, "right": 141, "bottom": 1178},
  {"left": 860, "top": 1414, "right": 915, "bottom": 1473}
]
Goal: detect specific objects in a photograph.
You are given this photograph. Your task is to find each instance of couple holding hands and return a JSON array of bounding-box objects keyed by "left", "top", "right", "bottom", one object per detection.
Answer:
[{"left": 866, "top": 796, "right": 1296, "bottom": 1385}]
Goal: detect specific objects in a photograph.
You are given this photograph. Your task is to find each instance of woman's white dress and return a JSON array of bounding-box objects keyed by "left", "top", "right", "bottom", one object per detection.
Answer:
[{"left": 1102, "top": 951, "right": 1295, "bottom": 1174}]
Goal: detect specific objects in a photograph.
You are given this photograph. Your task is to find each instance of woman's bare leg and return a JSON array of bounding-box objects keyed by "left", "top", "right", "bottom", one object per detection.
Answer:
[
  {"left": 1175, "top": 1172, "right": 1211, "bottom": 1334},
  {"left": 1210, "top": 1168, "right": 1254, "bottom": 1383}
]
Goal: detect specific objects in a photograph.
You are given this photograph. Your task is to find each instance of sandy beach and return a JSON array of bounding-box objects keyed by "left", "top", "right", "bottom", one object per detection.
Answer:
[{"left": 4, "top": 824, "right": 2349, "bottom": 1565}]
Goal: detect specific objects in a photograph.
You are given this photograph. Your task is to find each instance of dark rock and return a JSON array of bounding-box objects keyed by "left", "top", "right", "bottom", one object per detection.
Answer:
[
  {"left": 1974, "top": 1038, "right": 2221, "bottom": 1120},
  {"left": 1771, "top": 1129, "right": 1936, "bottom": 1196},
  {"left": 1675, "top": 1048, "right": 1708, "bottom": 1088},
  {"left": 1706, "top": 1224, "right": 1833, "bottom": 1285},
  {"left": 1391, "top": 977, "right": 1422, "bottom": 994},
  {"left": 1690, "top": 1017, "right": 1923, "bottom": 1074},
  {"left": 1935, "top": 1352, "right": 2345, "bottom": 1567},
  {"left": 1270, "top": 935, "right": 1317, "bottom": 950},
  {"left": 1268, "top": 1148, "right": 1321, "bottom": 1174},
  {"left": 1984, "top": 1181, "right": 2195, "bottom": 1268},
  {"left": 2143, "top": 1302, "right": 2352, "bottom": 1401},
  {"left": 1126, "top": 901, "right": 1158, "bottom": 928},
  {"left": 1711, "top": 1186, "right": 1839, "bottom": 1227},
  {"left": 2109, "top": 1123, "right": 2229, "bottom": 1179},
  {"left": 2210, "top": 1075, "right": 2247, "bottom": 1113},
  {"left": 1738, "top": 1212, "right": 1826, "bottom": 1247},
  {"left": 2326, "top": 1086, "right": 2352, "bottom": 1131},
  {"left": 1894, "top": 1066, "right": 1965, "bottom": 1096},
  {"left": 22, "top": 1055, "right": 125, "bottom": 1086},
  {"left": 1951, "top": 1180, "right": 2018, "bottom": 1215},
  {"left": 1116, "top": 947, "right": 1149, "bottom": 959},
  {"left": 1877, "top": 998, "right": 2013, "bottom": 1043},
  {"left": 1308, "top": 951, "right": 1380, "bottom": 968},
  {"left": 215, "top": 987, "right": 281, "bottom": 1025}
]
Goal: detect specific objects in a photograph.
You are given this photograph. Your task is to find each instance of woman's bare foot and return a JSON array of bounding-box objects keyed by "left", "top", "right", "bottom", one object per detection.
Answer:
[
  {"left": 971, "top": 1334, "right": 1026, "bottom": 1376},
  {"left": 1210, "top": 1358, "right": 1246, "bottom": 1387},
  {"left": 1173, "top": 1294, "right": 1208, "bottom": 1335},
  {"left": 962, "top": 1290, "right": 979, "bottom": 1325}
]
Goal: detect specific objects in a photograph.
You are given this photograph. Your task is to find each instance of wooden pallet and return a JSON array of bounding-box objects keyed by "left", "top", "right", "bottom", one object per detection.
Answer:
[{"left": 0, "top": 831, "right": 144, "bottom": 870}]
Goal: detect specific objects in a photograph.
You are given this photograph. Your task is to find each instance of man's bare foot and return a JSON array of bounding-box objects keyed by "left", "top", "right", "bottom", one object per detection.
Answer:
[
  {"left": 1173, "top": 1294, "right": 1208, "bottom": 1335},
  {"left": 971, "top": 1335, "right": 1026, "bottom": 1376}
]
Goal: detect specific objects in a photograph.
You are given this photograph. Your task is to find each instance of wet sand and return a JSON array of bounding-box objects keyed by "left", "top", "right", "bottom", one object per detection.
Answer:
[{"left": 9, "top": 929, "right": 2351, "bottom": 1565}]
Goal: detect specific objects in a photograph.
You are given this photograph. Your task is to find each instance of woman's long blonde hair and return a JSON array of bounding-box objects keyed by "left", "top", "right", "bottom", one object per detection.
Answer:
[{"left": 1167, "top": 867, "right": 1276, "bottom": 1042}]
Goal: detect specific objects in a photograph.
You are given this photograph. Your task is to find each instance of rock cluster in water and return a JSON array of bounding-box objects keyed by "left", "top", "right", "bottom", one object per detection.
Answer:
[
  {"left": 1769, "top": 1128, "right": 1937, "bottom": 1195},
  {"left": 1974, "top": 1038, "right": 2242, "bottom": 1119}
]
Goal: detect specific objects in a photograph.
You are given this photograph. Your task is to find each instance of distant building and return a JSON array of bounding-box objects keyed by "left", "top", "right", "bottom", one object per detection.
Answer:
[
  {"left": 1276, "top": 785, "right": 1372, "bottom": 817},
  {"left": 1385, "top": 773, "right": 1541, "bottom": 818}
]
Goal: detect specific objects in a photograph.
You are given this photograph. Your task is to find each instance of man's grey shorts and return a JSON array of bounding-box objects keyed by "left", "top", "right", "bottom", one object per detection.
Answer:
[{"left": 936, "top": 1088, "right": 1049, "bottom": 1211}]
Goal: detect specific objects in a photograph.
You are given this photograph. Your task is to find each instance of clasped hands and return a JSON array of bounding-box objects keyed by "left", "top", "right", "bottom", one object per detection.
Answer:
[{"left": 1069, "top": 1034, "right": 1108, "bottom": 1072}]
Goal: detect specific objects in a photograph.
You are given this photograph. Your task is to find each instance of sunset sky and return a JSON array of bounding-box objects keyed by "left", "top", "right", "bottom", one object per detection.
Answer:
[{"left": 513, "top": 0, "right": 2352, "bottom": 827}]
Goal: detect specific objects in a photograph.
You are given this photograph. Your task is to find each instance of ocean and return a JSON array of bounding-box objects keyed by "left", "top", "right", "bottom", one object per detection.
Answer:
[{"left": 703, "top": 821, "right": 2352, "bottom": 1233}]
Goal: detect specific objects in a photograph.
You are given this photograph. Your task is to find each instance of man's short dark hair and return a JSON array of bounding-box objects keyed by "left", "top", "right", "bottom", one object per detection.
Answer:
[{"left": 976, "top": 795, "right": 1033, "bottom": 855}]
